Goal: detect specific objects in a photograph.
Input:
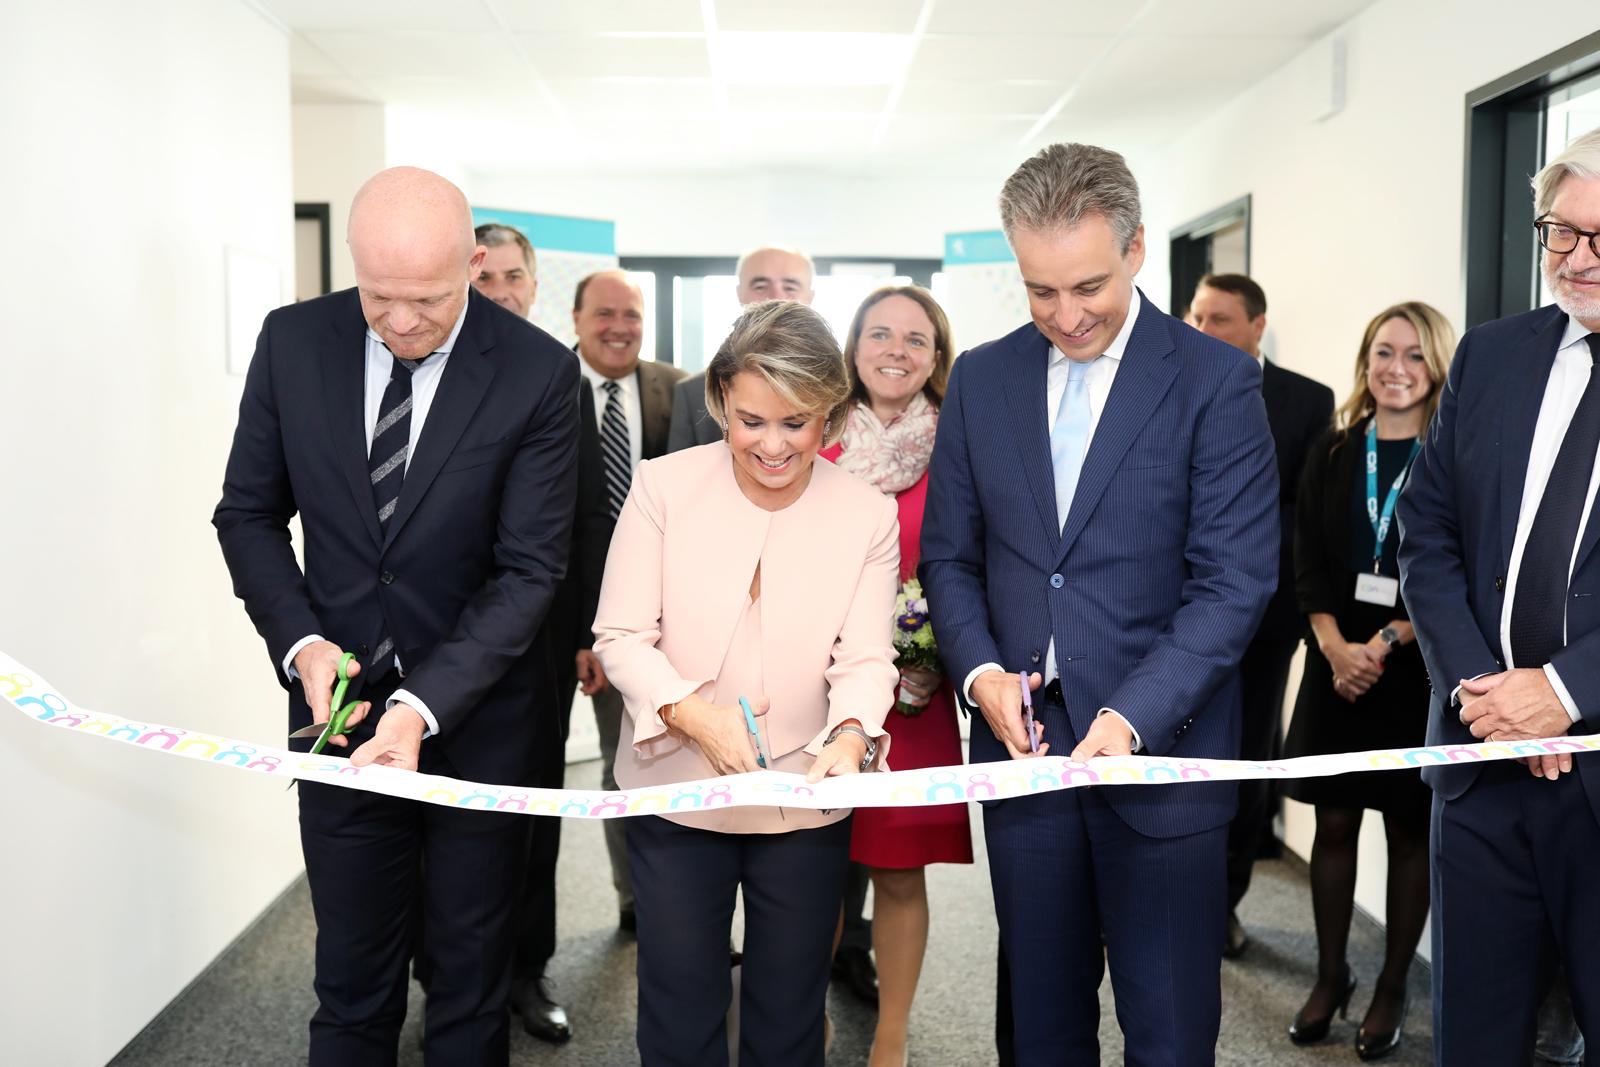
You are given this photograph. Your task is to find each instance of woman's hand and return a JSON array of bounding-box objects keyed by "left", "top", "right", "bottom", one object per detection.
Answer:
[
  {"left": 897, "top": 665, "right": 942, "bottom": 710},
  {"left": 806, "top": 730, "right": 869, "bottom": 784},
  {"left": 671, "top": 695, "right": 765, "bottom": 775},
  {"left": 1325, "top": 640, "right": 1384, "bottom": 703}
]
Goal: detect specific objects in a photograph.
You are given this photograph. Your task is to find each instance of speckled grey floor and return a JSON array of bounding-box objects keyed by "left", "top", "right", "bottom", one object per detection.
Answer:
[{"left": 112, "top": 759, "right": 1434, "bottom": 1066}]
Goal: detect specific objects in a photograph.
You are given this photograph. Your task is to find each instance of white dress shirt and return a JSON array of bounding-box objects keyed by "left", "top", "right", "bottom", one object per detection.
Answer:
[
  {"left": 962, "top": 289, "right": 1145, "bottom": 748},
  {"left": 1497, "top": 314, "right": 1599, "bottom": 723},
  {"left": 281, "top": 299, "right": 471, "bottom": 739},
  {"left": 579, "top": 355, "right": 644, "bottom": 472}
]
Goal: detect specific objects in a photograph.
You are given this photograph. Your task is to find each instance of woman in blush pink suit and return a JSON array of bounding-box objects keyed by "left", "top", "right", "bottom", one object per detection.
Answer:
[
  {"left": 593, "top": 300, "right": 900, "bottom": 1067},
  {"left": 822, "top": 286, "right": 973, "bottom": 1067}
]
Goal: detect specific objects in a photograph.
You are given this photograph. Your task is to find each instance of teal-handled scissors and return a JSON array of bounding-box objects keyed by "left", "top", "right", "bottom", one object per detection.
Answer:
[
  {"left": 739, "top": 696, "right": 769, "bottom": 769},
  {"left": 288, "top": 652, "right": 362, "bottom": 756}
]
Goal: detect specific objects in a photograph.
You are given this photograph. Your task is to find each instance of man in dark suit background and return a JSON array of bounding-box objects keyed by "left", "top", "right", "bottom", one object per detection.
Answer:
[
  {"left": 1397, "top": 127, "right": 1600, "bottom": 1064},
  {"left": 921, "top": 143, "right": 1277, "bottom": 1065},
  {"left": 1190, "top": 273, "right": 1334, "bottom": 957},
  {"left": 572, "top": 269, "right": 684, "bottom": 931},
  {"left": 471, "top": 223, "right": 604, "bottom": 1043},
  {"left": 214, "top": 168, "right": 579, "bottom": 1066}
]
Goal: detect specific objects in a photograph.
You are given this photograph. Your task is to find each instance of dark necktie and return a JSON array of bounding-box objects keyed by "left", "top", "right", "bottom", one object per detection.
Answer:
[
  {"left": 599, "top": 380, "right": 632, "bottom": 520},
  {"left": 1509, "top": 333, "right": 1600, "bottom": 667},
  {"left": 367, "top": 352, "right": 430, "bottom": 667}
]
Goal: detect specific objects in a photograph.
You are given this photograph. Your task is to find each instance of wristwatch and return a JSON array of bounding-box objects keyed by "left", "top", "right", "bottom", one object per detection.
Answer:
[
  {"left": 825, "top": 723, "right": 878, "bottom": 772},
  {"left": 1378, "top": 626, "right": 1401, "bottom": 652}
]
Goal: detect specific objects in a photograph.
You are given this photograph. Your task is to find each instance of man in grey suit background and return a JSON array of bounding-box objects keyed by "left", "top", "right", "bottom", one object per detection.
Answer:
[{"left": 667, "top": 246, "right": 816, "bottom": 451}]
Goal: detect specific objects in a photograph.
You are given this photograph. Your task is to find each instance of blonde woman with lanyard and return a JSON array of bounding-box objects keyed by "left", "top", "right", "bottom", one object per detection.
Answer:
[{"left": 1282, "top": 301, "right": 1455, "bottom": 1061}]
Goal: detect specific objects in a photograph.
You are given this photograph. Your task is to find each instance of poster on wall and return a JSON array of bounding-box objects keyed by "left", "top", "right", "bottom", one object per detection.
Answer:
[
  {"left": 942, "top": 229, "right": 1027, "bottom": 351},
  {"left": 469, "top": 206, "right": 618, "bottom": 349}
]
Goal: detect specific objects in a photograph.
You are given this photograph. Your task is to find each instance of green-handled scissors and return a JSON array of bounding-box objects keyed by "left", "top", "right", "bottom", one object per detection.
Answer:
[{"left": 288, "top": 652, "right": 362, "bottom": 755}]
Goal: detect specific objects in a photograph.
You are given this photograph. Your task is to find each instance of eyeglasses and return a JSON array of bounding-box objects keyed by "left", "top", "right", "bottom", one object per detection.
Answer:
[{"left": 1534, "top": 216, "right": 1600, "bottom": 257}]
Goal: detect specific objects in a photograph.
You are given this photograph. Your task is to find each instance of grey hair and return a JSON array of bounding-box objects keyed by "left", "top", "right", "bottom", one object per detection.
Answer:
[
  {"left": 474, "top": 222, "right": 537, "bottom": 273},
  {"left": 998, "top": 143, "right": 1142, "bottom": 252},
  {"left": 1534, "top": 126, "right": 1600, "bottom": 217},
  {"left": 734, "top": 245, "right": 816, "bottom": 287}
]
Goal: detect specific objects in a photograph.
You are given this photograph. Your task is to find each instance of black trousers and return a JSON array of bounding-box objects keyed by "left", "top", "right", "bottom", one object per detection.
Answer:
[
  {"left": 512, "top": 665, "right": 578, "bottom": 978},
  {"left": 299, "top": 770, "right": 527, "bottom": 1067},
  {"left": 628, "top": 814, "right": 853, "bottom": 1067},
  {"left": 1226, "top": 630, "right": 1297, "bottom": 907}
]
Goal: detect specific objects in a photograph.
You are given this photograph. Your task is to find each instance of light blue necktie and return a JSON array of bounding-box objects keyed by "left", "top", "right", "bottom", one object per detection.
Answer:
[{"left": 1051, "top": 357, "right": 1096, "bottom": 529}]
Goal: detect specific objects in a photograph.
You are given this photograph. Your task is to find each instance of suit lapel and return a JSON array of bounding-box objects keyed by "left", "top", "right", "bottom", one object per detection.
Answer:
[
  {"left": 1000, "top": 328, "right": 1062, "bottom": 540},
  {"left": 1497, "top": 310, "right": 1567, "bottom": 570},
  {"left": 322, "top": 295, "right": 384, "bottom": 550},
  {"left": 1056, "top": 299, "right": 1179, "bottom": 565},
  {"left": 382, "top": 298, "right": 497, "bottom": 550}
]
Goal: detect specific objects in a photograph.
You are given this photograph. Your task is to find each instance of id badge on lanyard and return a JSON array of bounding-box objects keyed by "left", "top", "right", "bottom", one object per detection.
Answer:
[{"left": 1357, "top": 421, "right": 1419, "bottom": 608}]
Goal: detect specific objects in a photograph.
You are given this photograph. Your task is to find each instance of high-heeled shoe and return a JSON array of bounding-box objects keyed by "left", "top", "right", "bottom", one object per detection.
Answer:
[
  {"left": 1288, "top": 965, "right": 1357, "bottom": 1045},
  {"left": 1355, "top": 993, "right": 1409, "bottom": 1060}
]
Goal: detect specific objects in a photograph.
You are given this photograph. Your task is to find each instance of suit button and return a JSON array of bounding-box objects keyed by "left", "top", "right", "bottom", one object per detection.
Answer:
[
  {"left": 358, "top": 644, "right": 369, "bottom": 656},
  {"left": 1495, "top": 576, "right": 1505, "bottom": 591},
  {"left": 1050, "top": 573, "right": 1064, "bottom": 588},
  {"left": 1029, "top": 650, "right": 1041, "bottom": 664},
  {"left": 380, "top": 571, "right": 395, "bottom": 585}
]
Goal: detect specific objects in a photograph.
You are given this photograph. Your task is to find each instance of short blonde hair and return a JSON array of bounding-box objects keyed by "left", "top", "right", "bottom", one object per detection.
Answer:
[
  {"left": 705, "top": 300, "right": 851, "bottom": 447},
  {"left": 1333, "top": 302, "right": 1457, "bottom": 440},
  {"left": 1534, "top": 126, "right": 1600, "bottom": 217}
]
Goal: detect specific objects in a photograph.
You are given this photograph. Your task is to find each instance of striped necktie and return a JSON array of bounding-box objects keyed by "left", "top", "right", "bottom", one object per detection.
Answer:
[
  {"left": 600, "top": 380, "right": 632, "bottom": 519},
  {"left": 367, "top": 351, "right": 431, "bottom": 671}
]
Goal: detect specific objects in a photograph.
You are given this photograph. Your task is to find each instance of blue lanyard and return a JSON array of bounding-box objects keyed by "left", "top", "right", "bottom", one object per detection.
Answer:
[{"left": 1366, "top": 420, "right": 1421, "bottom": 574}]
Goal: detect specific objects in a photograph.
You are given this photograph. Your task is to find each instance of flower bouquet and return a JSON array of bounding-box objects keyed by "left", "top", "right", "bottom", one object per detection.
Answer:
[{"left": 892, "top": 578, "right": 942, "bottom": 717}]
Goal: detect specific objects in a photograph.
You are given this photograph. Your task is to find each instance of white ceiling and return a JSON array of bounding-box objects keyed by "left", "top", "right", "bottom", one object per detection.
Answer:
[{"left": 266, "top": 0, "right": 1376, "bottom": 177}]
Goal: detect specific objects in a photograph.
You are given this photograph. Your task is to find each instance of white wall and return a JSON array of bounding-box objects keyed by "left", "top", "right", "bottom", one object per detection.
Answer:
[
  {"left": 0, "top": 3, "right": 302, "bottom": 1063},
  {"left": 293, "top": 103, "right": 387, "bottom": 293},
  {"left": 1156, "top": 0, "right": 1600, "bottom": 934}
]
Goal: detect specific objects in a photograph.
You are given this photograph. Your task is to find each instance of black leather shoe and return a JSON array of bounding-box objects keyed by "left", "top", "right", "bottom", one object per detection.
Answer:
[
  {"left": 513, "top": 975, "right": 573, "bottom": 1044},
  {"left": 1355, "top": 993, "right": 1409, "bottom": 1060},
  {"left": 618, "top": 905, "right": 637, "bottom": 935},
  {"left": 1289, "top": 965, "right": 1357, "bottom": 1045},
  {"left": 832, "top": 945, "right": 879, "bottom": 1005},
  {"left": 1222, "top": 911, "right": 1250, "bottom": 960}
]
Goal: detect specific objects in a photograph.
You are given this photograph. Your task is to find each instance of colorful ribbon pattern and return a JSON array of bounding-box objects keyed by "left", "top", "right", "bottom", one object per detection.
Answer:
[{"left": 6, "top": 649, "right": 1598, "bottom": 818}]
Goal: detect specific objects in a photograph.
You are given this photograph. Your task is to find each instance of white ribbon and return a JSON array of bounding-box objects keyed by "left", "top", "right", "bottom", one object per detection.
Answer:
[{"left": 6, "top": 649, "right": 1596, "bottom": 819}]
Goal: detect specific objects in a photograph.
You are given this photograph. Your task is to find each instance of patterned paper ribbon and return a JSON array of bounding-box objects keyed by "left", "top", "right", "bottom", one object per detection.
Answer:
[{"left": 6, "top": 649, "right": 1598, "bottom": 819}]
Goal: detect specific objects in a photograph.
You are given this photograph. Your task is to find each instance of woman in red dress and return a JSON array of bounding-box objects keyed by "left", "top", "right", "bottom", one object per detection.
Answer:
[{"left": 822, "top": 285, "right": 973, "bottom": 1067}]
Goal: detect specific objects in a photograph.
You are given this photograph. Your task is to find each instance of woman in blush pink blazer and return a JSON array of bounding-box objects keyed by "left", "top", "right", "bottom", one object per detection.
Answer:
[{"left": 593, "top": 300, "right": 900, "bottom": 1067}]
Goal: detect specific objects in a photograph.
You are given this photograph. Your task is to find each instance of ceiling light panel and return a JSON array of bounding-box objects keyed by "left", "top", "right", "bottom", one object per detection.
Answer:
[{"left": 714, "top": 0, "right": 925, "bottom": 33}]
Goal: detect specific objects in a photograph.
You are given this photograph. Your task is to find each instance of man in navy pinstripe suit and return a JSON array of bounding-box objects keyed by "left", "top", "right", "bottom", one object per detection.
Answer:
[{"left": 921, "top": 143, "right": 1278, "bottom": 1065}]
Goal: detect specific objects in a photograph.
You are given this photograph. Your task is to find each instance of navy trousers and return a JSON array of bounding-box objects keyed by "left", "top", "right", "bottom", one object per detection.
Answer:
[
  {"left": 298, "top": 757, "right": 526, "bottom": 1067},
  {"left": 984, "top": 702, "right": 1227, "bottom": 1067},
  {"left": 1431, "top": 761, "right": 1600, "bottom": 1066},
  {"left": 627, "top": 814, "right": 852, "bottom": 1067}
]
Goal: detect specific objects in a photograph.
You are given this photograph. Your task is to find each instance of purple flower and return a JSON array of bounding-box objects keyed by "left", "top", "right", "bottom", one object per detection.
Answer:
[{"left": 897, "top": 612, "right": 927, "bottom": 632}]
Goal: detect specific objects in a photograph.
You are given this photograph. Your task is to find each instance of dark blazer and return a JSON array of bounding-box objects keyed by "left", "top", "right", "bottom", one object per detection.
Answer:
[
  {"left": 213, "top": 287, "right": 580, "bottom": 786},
  {"left": 1259, "top": 361, "right": 1335, "bottom": 639},
  {"left": 921, "top": 292, "right": 1279, "bottom": 838},
  {"left": 667, "top": 372, "right": 721, "bottom": 452},
  {"left": 543, "top": 378, "right": 612, "bottom": 663},
  {"left": 1295, "top": 427, "right": 1411, "bottom": 623},
  {"left": 1397, "top": 304, "right": 1600, "bottom": 813}
]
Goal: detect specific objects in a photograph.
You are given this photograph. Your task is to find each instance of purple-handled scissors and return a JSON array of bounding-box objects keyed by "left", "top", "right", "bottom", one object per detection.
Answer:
[{"left": 1018, "top": 671, "right": 1039, "bottom": 753}]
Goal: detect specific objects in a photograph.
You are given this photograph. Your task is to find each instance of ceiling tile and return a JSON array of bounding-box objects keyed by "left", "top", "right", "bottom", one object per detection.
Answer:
[
  {"left": 494, "top": 0, "right": 705, "bottom": 34},
  {"left": 723, "top": 84, "right": 890, "bottom": 115},
  {"left": 926, "top": 0, "right": 1144, "bottom": 36},
  {"left": 1144, "top": 0, "right": 1375, "bottom": 38},
  {"left": 909, "top": 33, "right": 1111, "bottom": 83},
  {"left": 896, "top": 79, "right": 1065, "bottom": 118},
  {"left": 1069, "top": 33, "right": 1303, "bottom": 110},
  {"left": 551, "top": 78, "right": 718, "bottom": 117},
  {"left": 714, "top": 0, "right": 926, "bottom": 33},
  {"left": 258, "top": 0, "right": 496, "bottom": 31},
  {"left": 517, "top": 33, "right": 710, "bottom": 79},
  {"left": 303, "top": 30, "right": 524, "bottom": 79}
]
